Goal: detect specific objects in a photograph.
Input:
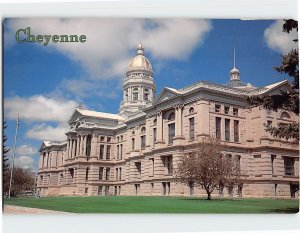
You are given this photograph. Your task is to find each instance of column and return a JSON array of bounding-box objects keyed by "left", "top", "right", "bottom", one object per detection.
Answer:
[
  {"left": 83, "top": 135, "right": 87, "bottom": 157},
  {"left": 76, "top": 136, "right": 80, "bottom": 156},
  {"left": 72, "top": 139, "right": 76, "bottom": 158},
  {"left": 174, "top": 105, "right": 184, "bottom": 143},
  {"left": 157, "top": 111, "right": 163, "bottom": 142},
  {"left": 66, "top": 139, "right": 70, "bottom": 160}
]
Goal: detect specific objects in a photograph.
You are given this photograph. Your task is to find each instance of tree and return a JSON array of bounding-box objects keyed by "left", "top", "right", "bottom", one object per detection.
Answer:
[
  {"left": 175, "top": 137, "right": 242, "bottom": 200},
  {"left": 9, "top": 167, "right": 35, "bottom": 196},
  {"left": 3, "top": 122, "right": 10, "bottom": 195},
  {"left": 248, "top": 19, "right": 299, "bottom": 141}
]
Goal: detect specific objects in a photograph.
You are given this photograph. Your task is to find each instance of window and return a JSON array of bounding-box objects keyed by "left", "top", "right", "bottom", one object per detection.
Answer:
[
  {"left": 144, "top": 93, "right": 149, "bottom": 101},
  {"left": 106, "top": 168, "right": 110, "bottom": 180},
  {"left": 153, "top": 118, "right": 157, "bottom": 125},
  {"left": 85, "top": 188, "right": 88, "bottom": 194},
  {"left": 215, "top": 117, "right": 221, "bottom": 139},
  {"left": 271, "top": 155, "right": 276, "bottom": 175},
  {"left": 284, "top": 157, "right": 294, "bottom": 176},
  {"left": 237, "top": 185, "right": 243, "bottom": 197},
  {"left": 224, "top": 106, "right": 230, "bottom": 114},
  {"left": 225, "top": 119, "right": 230, "bottom": 142},
  {"left": 86, "top": 135, "right": 92, "bottom": 158},
  {"left": 98, "top": 186, "right": 103, "bottom": 195},
  {"left": 189, "top": 117, "right": 195, "bottom": 140},
  {"left": 105, "top": 186, "right": 109, "bottom": 195},
  {"left": 168, "top": 123, "right": 175, "bottom": 144},
  {"left": 118, "top": 186, "right": 121, "bottom": 195},
  {"left": 274, "top": 184, "right": 277, "bottom": 196},
  {"left": 168, "top": 112, "right": 175, "bottom": 121},
  {"left": 135, "top": 162, "right": 141, "bottom": 179},
  {"left": 114, "top": 186, "right": 118, "bottom": 196},
  {"left": 85, "top": 167, "right": 89, "bottom": 181},
  {"left": 120, "top": 144, "right": 123, "bottom": 159},
  {"left": 149, "top": 158, "right": 154, "bottom": 177},
  {"left": 117, "top": 145, "right": 119, "bottom": 160},
  {"left": 150, "top": 183, "right": 154, "bottom": 194},
  {"left": 234, "top": 120, "right": 239, "bottom": 142},
  {"left": 99, "top": 167, "right": 104, "bottom": 180},
  {"left": 162, "top": 182, "right": 170, "bottom": 195},
  {"left": 116, "top": 168, "right": 118, "bottom": 181},
  {"left": 141, "top": 126, "right": 146, "bottom": 133},
  {"left": 235, "top": 155, "right": 241, "bottom": 170},
  {"left": 189, "top": 107, "right": 194, "bottom": 114},
  {"left": 119, "top": 167, "right": 122, "bottom": 180},
  {"left": 131, "top": 138, "right": 135, "bottom": 150},
  {"left": 153, "top": 128, "right": 157, "bottom": 143},
  {"left": 215, "top": 104, "right": 221, "bottom": 113},
  {"left": 100, "top": 145, "right": 104, "bottom": 159},
  {"left": 233, "top": 108, "right": 238, "bottom": 116},
  {"left": 107, "top": 137, "right": 111, "bottom": 143},
  {"left": 280, "top": 111, "right": 291, "bottom": 119},
  {"left": 133, "top": 92, "right": 138, "bottom": 101},
  {"left": 135, "top": 184, "right": 140, "bottom": 195},
  {"left": 267, "top": 120, "right": 272, "bottom": 126},
  {"left": 141, "top": 135, "right": 146, "bottom": 148},
  {"left": 164, "top": 156, "right": 173, "bottom": 175},
  {"left": 121, "top": 135, "right": 123, "bottom": 141},
  {"left": 100, "top": 136, "right": 105, "bottom": 142},
  {"left": 106, "top": 145, "right": 111, "bottom": 160}
]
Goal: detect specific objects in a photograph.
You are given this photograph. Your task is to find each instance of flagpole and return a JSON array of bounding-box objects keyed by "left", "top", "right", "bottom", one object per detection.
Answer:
[{"left": 8, "top": 114, "right": 20, "bottom": 198}]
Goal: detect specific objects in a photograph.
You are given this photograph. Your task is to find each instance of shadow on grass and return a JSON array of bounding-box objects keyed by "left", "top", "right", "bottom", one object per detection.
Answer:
[
  {"left": 181, "top": 197, "right": 243, "bottom": 201},
  {"left": 270, "top": 207, "right": 299, "bottom": 214}
]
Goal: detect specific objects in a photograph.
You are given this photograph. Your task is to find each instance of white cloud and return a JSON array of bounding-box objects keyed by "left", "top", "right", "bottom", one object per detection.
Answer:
[
  {"left": 26, "top": 123, "right": 68, "bottom": 141},
  {"left": 264, "top": 20, "right": 298, "bottom": 54},
  {"left": 16, "top": 145, "right": 38, "bottom": 156},
  {"left": 4, "top": 95, "right": 78, "bottom": 123},
  {"left": 6, "top": 18, "right": 212, "bottom": 80},
  {"left": 14, "top": 155, "right": 35, "bottom": 170}
]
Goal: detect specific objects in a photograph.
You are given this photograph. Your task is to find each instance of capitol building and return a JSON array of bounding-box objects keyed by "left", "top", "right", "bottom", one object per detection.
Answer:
[{"left": 37, "top": 43, "right": 299, "bottom": 198}]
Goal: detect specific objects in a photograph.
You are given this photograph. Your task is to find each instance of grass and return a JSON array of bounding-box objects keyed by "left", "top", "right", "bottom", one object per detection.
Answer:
[{"left": 4, "top": 196, "right": 299, "bottom": 213}]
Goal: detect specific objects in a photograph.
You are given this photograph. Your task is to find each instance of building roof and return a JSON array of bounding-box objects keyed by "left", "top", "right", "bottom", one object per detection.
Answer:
[{"left": 76, "top": 108, "right": 124, "bottom": 121}]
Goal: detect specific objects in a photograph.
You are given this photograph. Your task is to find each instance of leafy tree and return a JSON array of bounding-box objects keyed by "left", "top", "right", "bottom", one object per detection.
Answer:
[
  {"left": 248, "top": 19, "right": 299, "bottom": 141},
  {"left": 9, "top": 167, "right": 35, "bottom": 196},
  {"left": 175, "top": 137, "right": 242, "bottom": 200},
  {"left": 3, "top": 122, "right": 10, "bottom": 195}
]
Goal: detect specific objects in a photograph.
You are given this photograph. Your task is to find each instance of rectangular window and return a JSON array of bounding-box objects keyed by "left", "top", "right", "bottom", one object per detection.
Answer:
[
  {"left": 100, "top": 145, "right": 104, "bottom": 160},
  {"left": 98, "top": 186, "right": 103, "bottom": 195},
  {"left": 115, "top": 168, "right": 118, "bottom": 181},
  {"left": 114, "top": 186, "right": 118, "bottom": 196},
  {"left": 150, "top": 183, "right": 154, "bottom": 194},
  {"left": 136, "top": 162, "right": 141, "bottom": 179},
  {"left": 149, "top": 158, "right": 154, "bottom": 177},
  {"left": 120, "top": 144, "right": 123, "bottom": 159},
  {"left": 271, "top": 155, "right": 276, "bottom": 175},
  {"left": 284, "top": 157, "right": 294, "bottom": 176},
  {"left": 267, "top": 120, "right": 272, "bottom": 126},
  {"left": 135, "top": 184, "right": 140, "bottom": 195},
  {"left": 162, "top": 182, "right": 170, "bottom": 195},
  {"left": 164, "top": 156, "right": 173, "bottom": 175},
  {"left": 234, "top": 120, "right": 239, "bottom": 142},
  {"left": 233, "top": 108, "right": 238, "bottom": 116},
  {"left": 225, "top": 119, "right": 230, "bottom": 142},
  {"left": 118, "top": 186, "right": 121, "bottom": 195},
  {"left": 107, "top": 137, "right": 111, "bottom": 143},
  {"left": 119, "top": 167, "right": 122, "bottom": 180},
  {"left": 168, "top": 123, "right": 175, "bottom": 144},
  {"left": 85, "top": 188, "right": 88, "bottom": 194},
  {"left": 100, "top": 136, "right": 105, "bottom": 142},
  {"left": 215, "top": 104, "right": 221, "bottom": 113},
  {"left": 99, "top": 167, "right": 104, "bottom": 180},
  {"left": 106, "top": 167, "right": 110, "bottom": 180},
  {"left": 224, "top": 106, "right": 230, "bottom": 114},
  {"left": 117, "top": 145, "right": 119, "bottom": 160},
  {"left": 132, "top": 138, "right": 135, "bottom": 151},
  {"left": 106, "top": 145, "right": 111, "bottom": 160},
  {"left": 105, "top": 186, "right": 109, "bottom": 196},
  {"left": 141, "top": 135, "right": 146, "bottom": 148},
  {"left": 216, "top": 117, "right": 221, "bottom": 139},
  {"left": 189, "top": 117, "right": 195, "bottom": 140},
  {"left": 153, "top": 128, "right": 157, "bottom": 143}
]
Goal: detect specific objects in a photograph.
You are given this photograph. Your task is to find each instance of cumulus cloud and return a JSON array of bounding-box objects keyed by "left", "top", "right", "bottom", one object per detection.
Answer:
[
  {"left": 26, "top": 123, "right": 68, "bottom": 141},
  {"left": 264, "top": 20, "right": 298, "bottom": 54},
  {"left": 6, "top": 18, "right": 212, "bottom": 80},
  {"left": 16, "top": 145, "right": 38, "bottom": 156},
  {"left": 4, "top": 95, "right": 78, "bottom": 123},
  {"left": 14, "top": 155, "right": 35, "bottom": 170}
]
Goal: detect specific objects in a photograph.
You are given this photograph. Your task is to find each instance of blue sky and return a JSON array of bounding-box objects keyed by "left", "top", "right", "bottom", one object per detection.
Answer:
[{"left": 3, "top": 18, "right": 297, "bottom": 171}]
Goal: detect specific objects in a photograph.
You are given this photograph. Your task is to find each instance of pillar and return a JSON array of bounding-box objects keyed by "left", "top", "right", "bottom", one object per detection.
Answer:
[
  {"left": 83, "top": 135, "right": 87, "bottom": 157},
  {"left": 76, "top": 135, "right": 80, "bottom": 156}
]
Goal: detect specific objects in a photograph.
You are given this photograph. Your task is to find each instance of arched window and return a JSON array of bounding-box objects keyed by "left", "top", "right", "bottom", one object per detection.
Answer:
[
  {"left": 189, "top": 107, "right": 194, "bottom": 114},
  {"left": 132, "top": 130, "right": 135, "bottom": 135},
  {"left": 153, "top": 118, "right": 157, "bottom": 125},
  {"left": 85, "top": 167, "right": 89, "bottom": 181},
  {"left": 280, "top": 111, "right": 291, "bottom": 119},
  {"left": 168, "top": 112, "right": 175, "bottom": 121},
  {"left": 141, "top": 126, "right": 146, "bottom": 134},
  {"left": 144, "top": 89, "right": 150, "bottom": 101}
]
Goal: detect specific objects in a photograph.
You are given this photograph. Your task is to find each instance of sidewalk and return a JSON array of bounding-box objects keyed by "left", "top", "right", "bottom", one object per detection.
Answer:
[{"left": 4, "top": 205, "right": 69, "bottom": 214}]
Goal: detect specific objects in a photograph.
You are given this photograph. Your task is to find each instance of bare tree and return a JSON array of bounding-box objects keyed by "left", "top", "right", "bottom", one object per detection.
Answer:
[{"left": 176, "top": 136, "right": 242, "bottom": 200}]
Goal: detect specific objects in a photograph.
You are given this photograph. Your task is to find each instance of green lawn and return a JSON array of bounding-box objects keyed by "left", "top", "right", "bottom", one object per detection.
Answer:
[{"left": 4, "top": 196, "right": 299, "bottom": 213}]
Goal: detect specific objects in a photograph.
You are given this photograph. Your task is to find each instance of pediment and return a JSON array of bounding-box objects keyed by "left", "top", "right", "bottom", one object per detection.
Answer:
[
  {"left": 154, "top": 87, "right": 181, "bottom": 104},
  {"left": 68, "top": 109, "right": 83, "bottom": 124}
]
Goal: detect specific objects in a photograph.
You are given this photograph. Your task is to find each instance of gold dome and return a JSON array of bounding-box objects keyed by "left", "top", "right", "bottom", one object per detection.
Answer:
[{"left": 128, "top": 42, "right": 153, "bottom": 72}]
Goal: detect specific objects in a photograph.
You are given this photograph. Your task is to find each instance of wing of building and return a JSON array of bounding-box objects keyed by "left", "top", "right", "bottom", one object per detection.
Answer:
[{"left": 37, "top": 43, "right": 299, "bottom": 198}]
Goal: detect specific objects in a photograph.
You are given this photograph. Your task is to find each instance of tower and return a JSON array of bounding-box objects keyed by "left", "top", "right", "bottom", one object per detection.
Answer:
[{"left": 119, "top": 42, "right": 156, "bottom": 116}]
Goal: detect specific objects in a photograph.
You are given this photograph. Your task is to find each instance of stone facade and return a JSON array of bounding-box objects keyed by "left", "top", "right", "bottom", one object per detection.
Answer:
[{"left": 37, "top": 44, "right": 299, "bottom": 198}]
